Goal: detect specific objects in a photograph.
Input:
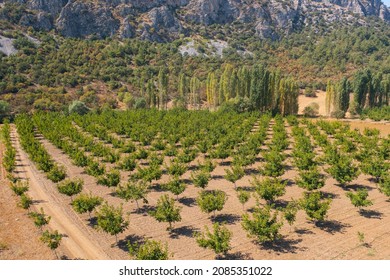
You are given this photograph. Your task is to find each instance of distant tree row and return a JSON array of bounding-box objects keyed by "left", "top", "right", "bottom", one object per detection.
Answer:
[{"left": 325, "top": 70, "right": 390, "bottom": 118}]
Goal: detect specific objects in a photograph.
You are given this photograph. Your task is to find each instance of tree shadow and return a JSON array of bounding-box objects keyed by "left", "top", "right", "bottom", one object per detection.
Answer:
[
  {"left": 117, "top": 234, "right": 144, "bottom": 252},
  {"left": 245, "top": 167, "right": 260, "bottom": 174},
  {"left": 211, "top": 175, "right": 225, "bottom": 180},
  {"left": 136, "top": 204, "right": 156, "bottom": 215},
  {"left": 359, "top": 209, "right": 383, "bottom": 219},
  {"left": 260, "top": 238, "right": 305, "bottom": 254},
  {"left": 272, "top": 200, "right": 289, "bottom": 209},
  {"left": 315, "top": 220, "right": 351, "bottom": 234},
  {"left": 285, "top": 179, "right": 295, "bottom": 187},
  {"left": 187, "top": 165, "right": 198, "bottom": 172},
  {"left": 341, "top": 184, "right": 374, "bottom": 191},
  {"left": 219, "top": 161, "right": 231, "bottom": 167},
  {"left": 295, "top": 228, "right": 314, "bottom": 235},
  {"left": 236, "top": 186, "right": 255, "bottom": 192},
  {"left": 178, "top": 197, "right": 196, "bottom": 207},
  {"left": 217, "top": 252, "right": 253, "bottom": 260},
  {"left": 88, "top": 217, "right": 98, "bottom": 228},
  {"left": 148, "top": 184, "right": 165, "bottom": 193},
  {"left": 320, "top": 191, "right": 339, "bottom": 199},
  {"left": 284, "top": 164, "right": 294, "bottom": 171},
  {"left": 211, "top": 214, "right": 241, "bottom": 225},
  {"left": 32, "top": 199, "right": 46, "bottom": 204},
  {"left": 169, "top": 225, "right": 197, "bottom": 239},
  {"left": 367, "top": 177, "right": 380, "bottom": 184}
]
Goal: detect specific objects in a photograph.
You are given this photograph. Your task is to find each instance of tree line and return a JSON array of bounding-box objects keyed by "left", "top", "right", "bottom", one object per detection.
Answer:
[{"left": 325, "top": 69, "right": 390, "bottom": 117}]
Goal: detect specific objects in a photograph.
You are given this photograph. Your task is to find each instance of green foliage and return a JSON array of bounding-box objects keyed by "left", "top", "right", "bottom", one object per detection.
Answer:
[
  {"left": 29, "top": 208, "right": 51, "bottom": 230},
  {"left": 299, "top": 192, "right": 332, "bottom": 222},
  {"left": 164, "top": 176, "right": 186, "bottom": 199},
  {"left": 346, "top": 188, "right": 373, "bottom": 209},
  {"left": 18, "top": 194, "right": 32, "bottom": 211},
  {"left": 98, "top": 169, "right": 121, "bottom": 187},
  {"left": 133, "top": 164, "right": 162, "bottom": 183},
  {"left": 284, "top": 201, "right": 299, "bottom": 226},
  {"left": 40, "top": 230, "right": 62, "bottom": 252},
  {"left": 198, "top": 158, "right": 216, "bottom": 172},
  {"left": 191, "top": 170, "right": 211, "bottom": 189},
  {"left": 149, "top": 194, "right": 182, "bottom": 231},
  {"left": 237, "top": 189, "right": 250, "bottom": 209},
  {"left": 10, "top": 180, "right": 29, "bottom": 196},
  {"left": 224, "top": 164, "right": 245, "bottom": 188},
  {"left": 57, "top": 178, "right": 83, "bottom": 200},
  {"left": 194, "top": 223, "right": 232, "bottom": 257},
  {"left": 47, "top": 164, "right": 66, "bottom": 183},
  {"left": 69, "top": 101, "right": 89, "bottom": 115},
  {"left": 303, "top": 103, "right": 319, "bottom": 117},
  {"left": 119, "top": 156, "right": 136, "bottom": 171},
  {"left": 128, "top": 239, "right": 170, "bottom": 260},
  {"left": 86, "top": 161, "right": 106, "bottom": 177},
  {"left": 260, "top": 149, "right": 285, "bottom": 177},
  {"left": 360, "top": 106, "right": 390, "bottom": 121},
  {"left": 71, "top": 193, "right": 103, "bottom": 218},
  {"left": 360, "top": 157, "right": 389, "bottom": 181},
  {"left": 378, "top": 176, "right": 390, "bottom": 197},
  {"left": 241, "top": 205, "right": 283, "bottom": 243},
  {"left": 326, "top": 155, "right": 360, "bottom": 187},
  {"left": 196, "top": 190, "right": 227, "bottom": 217},
  {"left": 252, "top": 177, "right": 286, "bottom": 203},
  {"left": 116, "top": 180, "right": 149, "bottom": 209},
  {"left": 166, "top": 160, "right": 187, "bottom": 177},
  {"left": 296, "top": 168, "right": 325, "bottom": 191},
  {"left": 96, "top": 202, "right": 129, "bottom": 241}
]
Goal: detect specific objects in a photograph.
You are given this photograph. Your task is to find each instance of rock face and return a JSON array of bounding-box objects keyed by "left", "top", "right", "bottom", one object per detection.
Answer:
[
  {"left": 56, "top": 1, "right": 120, "bottom": 38},
  {"left": 1, "top": 0, "right": 389, "bottom": 40}
]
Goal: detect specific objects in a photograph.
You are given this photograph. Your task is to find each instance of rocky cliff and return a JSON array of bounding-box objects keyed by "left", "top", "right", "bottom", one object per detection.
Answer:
[{"left": 1, "top": 0, "right": 389, "bottom": 40}]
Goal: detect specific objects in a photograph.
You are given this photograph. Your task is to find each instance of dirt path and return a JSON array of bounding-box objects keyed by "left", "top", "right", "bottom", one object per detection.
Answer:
[
  {"left": 0, "top": 141, "right": 53, "bottom": 260},
  {"left": 11, "top": 126, "right": 110, "bottom": 260}
]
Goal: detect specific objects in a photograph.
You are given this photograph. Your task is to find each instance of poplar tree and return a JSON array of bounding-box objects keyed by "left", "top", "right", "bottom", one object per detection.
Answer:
[
  {"left": 158, "top": 67, "right": 169, "bottom": 110},
  {"left": 190, "top": 76, "right": 201, "bottom": 108}
]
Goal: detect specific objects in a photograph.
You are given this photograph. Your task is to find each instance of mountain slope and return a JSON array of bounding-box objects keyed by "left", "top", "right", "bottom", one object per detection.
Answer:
[{"left": 0, "top": 0, "right": 389, "bottom": 41}]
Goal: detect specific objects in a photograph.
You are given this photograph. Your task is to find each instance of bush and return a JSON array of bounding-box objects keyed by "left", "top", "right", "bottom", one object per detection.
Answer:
[
  {"left": 149, "top": 194, "right": 181, "bottom": 231},
  {"left": 47, "top": 164, "right": 66, "bottom": 183},
  {"left": 300, "top": 192, "right": 331, "bottom": 222},
  {"left": 241, "top": 205, "right": 283, "bottom": 243},
  {"left": 98, "top": 169, "right": 121, "bottom": 187},
  {"left": 128, "top": 239, "right": 170, "bottom": 260},
  {"left": 194, "top": 223, "right": 232, "bottom": 257},
  {"left": 134, "top": 97, "right": 147, "bottom": 109},
  {"left": 197, "top": 190, "right": 227, "bottom": 217},
  {"left": 330, "top": 110, "right": 346, "bottom": 119},
  {"left": 68, "top": 101, "right": 89, "bottom": 115},
  {"left": 252, "top": 177, "right": 286, "bottom": 203},
  {"left": 303, "top": 103, "right": 319, "bottom": 117},
  {"left": 57, "top": 178, "right": 83, "bottom": 201}
]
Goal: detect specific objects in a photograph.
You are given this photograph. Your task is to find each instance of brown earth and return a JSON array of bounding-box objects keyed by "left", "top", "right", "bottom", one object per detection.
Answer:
[{"left": 0, "top": 142, "right": 53, "bottom": 260}]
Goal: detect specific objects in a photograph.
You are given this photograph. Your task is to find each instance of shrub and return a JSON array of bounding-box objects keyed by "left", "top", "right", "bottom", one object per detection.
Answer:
[
  {"left": 194, "top": 223, "right": 232, "bottom": 257},
  {"left": 128, "top": 239, "right": 170, "bottom": 260},
  {"left": 330, "top": 110, "right": 346, "bottom": 119},
  {"left": 241, "top": 205, "right": 283, "bottom": 243},
  {"left": 149, "top": 194, "right": 182, "bottom": 231},
  {"left": 68, "top": 101, "right": 89, "bottom": 115},
  {"left": 57, "top": 178, "right": 84, "bottom": 201},
  {"left": 299, "top": 192, "right": 332, "bottom": 222},
  {"left": 197, "top": 190, "right": 227, "bottom": 217},
  {"left": 303, "top": 103, "right": 319, "bottom": 117}
]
